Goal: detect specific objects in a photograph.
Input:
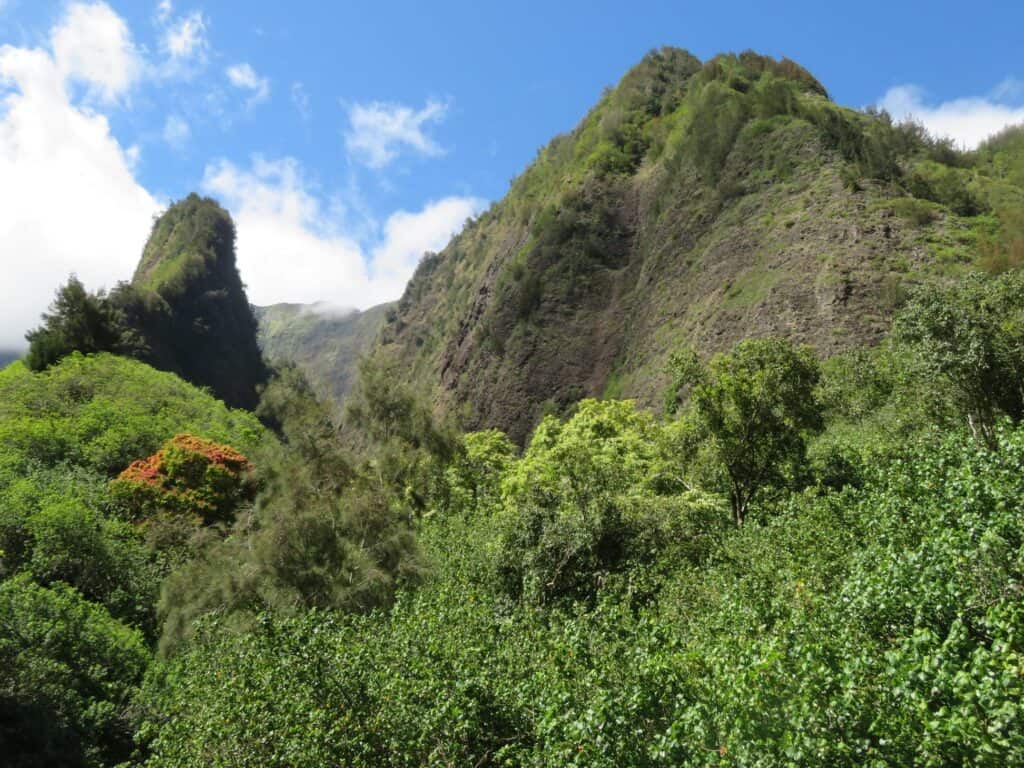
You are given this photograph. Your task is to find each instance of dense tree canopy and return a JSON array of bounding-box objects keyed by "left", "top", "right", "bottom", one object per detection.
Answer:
[
  {"left": 669, "top": 338, "right": 822, "bottom": 525},
  {"left": 24, "top": 276, "right": 139, "bottom": 373}
]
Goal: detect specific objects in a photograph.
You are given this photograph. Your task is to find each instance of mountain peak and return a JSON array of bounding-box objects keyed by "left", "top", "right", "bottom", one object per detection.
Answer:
[
  {"left": 122, "top": 193, "right": 268, "bottom": 409},
  {"left": 363, "top": 48, "right": 995, "bottom": 442},
  {"left": 133, "top": 194, "right": 237, "bottom": 296}
]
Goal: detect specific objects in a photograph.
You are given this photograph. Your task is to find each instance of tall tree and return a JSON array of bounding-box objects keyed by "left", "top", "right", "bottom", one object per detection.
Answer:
[
  {"left": 893, "top": 271, "right": 1024, "bottom": 447},
  {"left": 673, "top": 338, "right": 822, "bottom": 526},
  {"left": 24, "top": 276, "right": 137, "bottom": 371}
]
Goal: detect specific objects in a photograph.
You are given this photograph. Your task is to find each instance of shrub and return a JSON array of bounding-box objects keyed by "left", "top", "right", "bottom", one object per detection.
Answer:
[
  {"left": 110, "top": 433, "right": 254, "bottom": 525},
  {"left": 0, "top": 575, "right": 149, "bottom": 767},
  {"left": 889, "top": 196, "right": 941, "bottom": 226}
]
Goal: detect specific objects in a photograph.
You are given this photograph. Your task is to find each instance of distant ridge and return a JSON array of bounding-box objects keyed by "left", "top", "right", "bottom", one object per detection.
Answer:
[{"left": 255, "top": 301, "right": 392, "bottom": 413}]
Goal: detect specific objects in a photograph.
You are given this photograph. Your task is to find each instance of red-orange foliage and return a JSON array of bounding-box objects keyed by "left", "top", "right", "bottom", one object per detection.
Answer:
[{"left": 112, "top": 433, "right": 254, "bottom": 524}]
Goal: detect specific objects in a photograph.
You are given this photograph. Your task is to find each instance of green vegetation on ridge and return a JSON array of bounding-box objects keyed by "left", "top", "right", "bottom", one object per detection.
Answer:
[{"left": 255, "top": 302, "right": 392, "bottom": 415}]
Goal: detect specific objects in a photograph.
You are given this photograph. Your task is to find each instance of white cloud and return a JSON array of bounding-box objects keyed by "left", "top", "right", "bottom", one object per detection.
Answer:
[
  {"left": 0, "top": 5, "right": 479, "bottom": 350},
  {"left": 369, "top": 197, "right": 482, "bottom": 293},
  {"left": 345, "top": 98, "right": 448, "bottom": 168},
  {"left": 51, "top": 1, "right": 142, "bottom": 103},
  {"left": 226, "top": 62, "right": 269, "bottom": 105},
  {"left": 878, "top": 83, "right": 1024, "bottom": 149},
  {"left": 160, "top": 10, "right": 208, "bottom": 69},
  {"left": 0, "top": 4, "right": 159, "bottom": 349},
  {"left": 163, "top": 113, "right": 189, "bottom": 147},
  {"left": 201, "top": 155, "right": 484, "bottom": 309},
  {"left": 155, "top": 0, "right": 173, "bottom": 23}
]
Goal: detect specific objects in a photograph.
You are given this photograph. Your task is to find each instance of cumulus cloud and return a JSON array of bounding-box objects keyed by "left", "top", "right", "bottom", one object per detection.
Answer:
[
  {"left": 226, "top": 62, "right": 269, "bottom": 106},
  {"left": 345, "top": 98, "right": 448, "bottom": 168},
  {"left": 878, "top": 83, "right": 1024, "bottom": 149},
  {"left": 51, "top": 1, "right": 142, "bottom": 102},
  {"left": 201, "top": 155, "right": 484, "bottom": 309},
  {"left": 0, "top": 2, "right": 159, "bottom": 350}
]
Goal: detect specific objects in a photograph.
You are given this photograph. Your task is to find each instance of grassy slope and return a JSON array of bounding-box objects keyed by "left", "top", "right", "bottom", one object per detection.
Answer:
[
  {"left": 368, "top": 48, "right": 1023, "bottom": 442},
  {"left": 0, "top": 353, "right": 266, "bottom": 476}
]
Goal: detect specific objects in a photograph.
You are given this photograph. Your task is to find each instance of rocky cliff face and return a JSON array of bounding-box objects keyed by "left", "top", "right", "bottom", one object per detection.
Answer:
[
  {"left": 120, "top": 194, "right": 268, "bottom": 409},
  {"left": 366, "top": 48, "right": 1001, "bottom": 442}
]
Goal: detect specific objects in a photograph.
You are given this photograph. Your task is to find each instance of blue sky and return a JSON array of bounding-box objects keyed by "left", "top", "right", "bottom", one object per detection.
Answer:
[{"left": 1, "top": 0, "right": 1023, "bottom": 349}]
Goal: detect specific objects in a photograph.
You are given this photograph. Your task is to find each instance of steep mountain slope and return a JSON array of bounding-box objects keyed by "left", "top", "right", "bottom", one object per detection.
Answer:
[
  {"left": 369, "top": 48, "right": 1017, "bottom": 442},
  {"left": 117, "top": 195, "right": 268, "bottom": 409},
  {"left": 255, "top": 302, "right": 390, "bottom": 411}
]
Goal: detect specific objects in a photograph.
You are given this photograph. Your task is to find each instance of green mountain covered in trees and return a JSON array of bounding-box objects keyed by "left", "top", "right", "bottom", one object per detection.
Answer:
[
  {"left": 366, "top": 48, "right": 1024, "bottom": 441},
  {"left": 124, "top": 195, "right": 269, "bottom": 409},
  {"left": 4, "top": 48, "right": 1024, "bottom": 767}
]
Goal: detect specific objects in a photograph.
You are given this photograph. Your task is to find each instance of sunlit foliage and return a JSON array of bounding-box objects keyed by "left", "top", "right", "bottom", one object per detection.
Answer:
[{"left": 110, "top": 434, "right": 254, "bottom": 525}]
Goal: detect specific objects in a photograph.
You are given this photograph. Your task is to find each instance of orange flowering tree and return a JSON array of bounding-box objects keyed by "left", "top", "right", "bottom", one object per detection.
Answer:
[{"left": 111, "top": 434, "right": 255, "bottom": 524}]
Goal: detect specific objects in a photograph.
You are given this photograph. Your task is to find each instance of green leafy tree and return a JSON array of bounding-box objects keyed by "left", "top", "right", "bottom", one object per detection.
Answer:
[
  {"left": 498, "top": 399, "right": 724, "bottom": 604},
  {"left": 442, "top": 429, "right": 517, "bottom": 517},
  {"left": 894, "top": 271, "right": 1024, "bottom": 447},
  {"left": 344, "top": 357, "right": 458, "bottom": 513},
  {"left": 672, "top": 337, "right": 822, "bottom": 525},
  {"left": 498, "top": 399, "right": 661, "bottom": 603},
  {"left": 24, "top": 276, "right": 139, "bottom": 372},
  {"left": 157, "top": 368, "right": 423, "bottom": 653},
  {"left": 808, "top": 342, "right": 938, "bottom": 489},
  {"left": 0, "top": 575, "right": 149, "bottom": 767},
  {"left": 255, "top": 363, "right": 354, "bottom": 496}
]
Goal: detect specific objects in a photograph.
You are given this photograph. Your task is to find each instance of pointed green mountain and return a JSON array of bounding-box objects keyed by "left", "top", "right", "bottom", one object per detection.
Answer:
[
  {"left": 120, "top": 194, "right": 268, "bottom": 409},
  {"left": 360, "top": 48, "right": 1021, "bottom": 442}
]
